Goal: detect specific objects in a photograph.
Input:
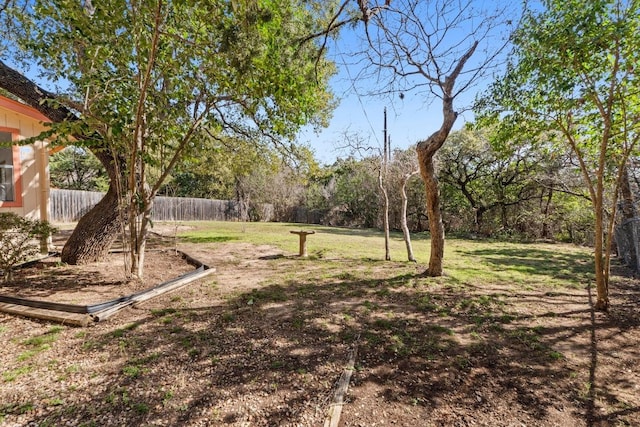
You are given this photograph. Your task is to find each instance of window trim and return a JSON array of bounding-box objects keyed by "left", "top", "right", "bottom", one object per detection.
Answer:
[{"left": 0, "top": 127, "right": 23, "bottom": 208}]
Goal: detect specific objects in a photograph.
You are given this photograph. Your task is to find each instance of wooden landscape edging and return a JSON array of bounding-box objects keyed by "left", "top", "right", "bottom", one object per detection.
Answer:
[
  {"left": 0, "top": 250, "right": 214, "bottom": 325},
  {"left": 0, "top": 303, "right": 91, "bottom": 327},
  {"left": 324, "top": 339, "right": 359, "bottom": 427}
]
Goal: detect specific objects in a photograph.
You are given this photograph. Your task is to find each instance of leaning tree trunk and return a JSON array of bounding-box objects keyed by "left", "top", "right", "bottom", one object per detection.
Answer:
[
  {"left": 414, "top": 42, "right": 477, "bottom": 276},
  {"left": 0, "top": 60, "right": 124, "bottom": 264},
  {"left": 416, "top": 94, "right": 460, "bottom": 276},
  {"left": 60, "top": 178, "right": 123, "bottom": 264},
  {"left": 417, "top": 150, "right": 446, "bottom": 275},
  {"left": 400, "top": 171, "right": 418, "bottom": 262}
]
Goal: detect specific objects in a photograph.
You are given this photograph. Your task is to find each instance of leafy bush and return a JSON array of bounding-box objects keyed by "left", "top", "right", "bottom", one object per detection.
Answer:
[{"left": 0, "top": 213, "right": 56, "bottom": 282}]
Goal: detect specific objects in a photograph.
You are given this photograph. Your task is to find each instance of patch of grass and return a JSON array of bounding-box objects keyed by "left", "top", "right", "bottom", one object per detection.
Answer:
[
  {"left": 0, "top": 402, "right": 34, "bottom": 417},
  {"left": 17, "top": 346, "right": 49, "bottom": 361},
  {"left": 291, "top": 316, "right": 305, "bottom": 329},
  {"left": 180, "top": 234, "right": 238, "bottom": 244},
  {"left": 22, "top": 326, "right": 62, "bottom": 347},
  {"left": 81, "top": 340, "right": 99, "bottom": 351},
  {"left": 373, "top": 318, "right": 395, "bottom": 330},
  {"left": 246, "top": 285, "right": 289, "bottom": 305},
  {"left": 221, "top": 311, "right": 236, "bottom": 323},
  {"left": 363, "top": 331, "right": 383, "bottom": 346},
  {"left": 362, "top": 300, "right": 378, "bottom": 311},
  {"left": 150, "top": 308, "right": 177, "bottom": 317},
  {"left": 454, "top": 355, "right": 472, "bottom": 370},
  {"left": 66, "top": 364, "right": 81, "bottom": 373},
  {"left": 389, "top": 334, "right": 411, "bottom": 356},
  {"left": 336, "top": 272, "right": 357, "bottom": 281},
  {"left": 270, "top": 360, "right": 285, "bottom": 369},
  {"left": 162, "top": 390, "right": 174, "bottom": 406},
  {"left": 112, "top": 322, "right": 140, "bottom": 338},
  {"left": 3, "top": 365, "right": 33, "bottom": 382},
  {"left": 508, "top": 327, "right": 545, "bottom": 351},
  {"left": 548, "top": 350, "right": 565, "bottom": 361},
  {"left": 47, "top": 397, "right": 64, "bottom": 406},
  {"left": 122, "top": 365, "right": 142, "bottom": 378},
  {"left": 132, "top": 402, "right": 150, "bottom": 414}
]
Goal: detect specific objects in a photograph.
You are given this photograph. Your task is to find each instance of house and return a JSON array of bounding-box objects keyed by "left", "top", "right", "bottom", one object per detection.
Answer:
[{"left": 0, "top": 94, "right": 52, "bottom": 226}]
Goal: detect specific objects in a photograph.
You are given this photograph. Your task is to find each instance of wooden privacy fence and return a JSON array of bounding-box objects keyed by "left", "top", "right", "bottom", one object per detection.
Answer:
[{"left": 50, "top": 189, "right": 245, "bottom": 222}]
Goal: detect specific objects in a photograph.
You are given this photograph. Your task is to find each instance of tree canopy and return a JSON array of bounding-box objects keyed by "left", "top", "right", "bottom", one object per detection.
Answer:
[
  {"left": 2, "top": 0, "right": 338, "bottom": 275},
  {"left": 476, "top": 0, "right": 640, "bottom": 310}
]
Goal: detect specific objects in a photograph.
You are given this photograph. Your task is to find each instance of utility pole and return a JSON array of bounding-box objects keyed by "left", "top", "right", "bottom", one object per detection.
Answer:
[{"left": 380, "top": 108, "right": 391, "bottom": 260}]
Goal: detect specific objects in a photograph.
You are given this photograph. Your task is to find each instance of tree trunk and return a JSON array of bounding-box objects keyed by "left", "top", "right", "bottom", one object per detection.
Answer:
[
  {"left": 401, "top": 171, "right": 418, "bottom": 262},
  {"left": 475, "top": 206, "right": 487, "bottom": 234},
  {"left": 541, "top": 188, "right": 553, "bottom": 239},
  {"left": 416, "top": 94, "right": 459, "bottom": 276},
  {"left": 593, "top": 196, "right": 609, "bottom": 311},
  {"left": 417, "top": 152, "right": 445, "bottom": 275},
  {"left": 0, "top": 60, "right": 124, "bottom": 264},
  {"left": 60, "top": 180, "right": 123, "bottom": 263},
  {"left": 620, "top": 164, "right": 635, "bottom": 220}
]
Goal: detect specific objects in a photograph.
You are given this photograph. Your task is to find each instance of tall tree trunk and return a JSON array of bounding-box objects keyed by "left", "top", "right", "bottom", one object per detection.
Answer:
[
  {"left": 475, "top": 206, "right": 487, "bottom": 234},
  {"left": 0, "top": 60, "right": 124, "bottom": 264},
  {"left": 400, "top": 171, "right": 418, "bottom": 262},
  {"left": 416, "top": 93, "right": 459, "bottom": 276},
  {"left": 594, "top": 196, "right": 609, "bottom": 311},
  {"left": 620, "top": 164, "right": 635, "bottom": 220},
  {"left": 415, "top": 41, "right": 477, "bottom": 276},
  {"left": 417, "top": 152, "right": 446, "bottom": 275}
]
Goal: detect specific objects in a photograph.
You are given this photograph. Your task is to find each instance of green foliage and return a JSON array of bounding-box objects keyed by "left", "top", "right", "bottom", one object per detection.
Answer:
[
  {"left": 306, "top": 157, "right": 381, "bottom": 228},
  {"left": 49, "top": 146, "right": 108, "bottom": 191},
  {"left": 0, "top": 213, "right": 56, "bottom": 282},
  {"left": 438, "top": 127, "right": 590, "bottom": 240},
  {"left": 13, "top": 0, "right": 338, "bottom": 275},
  {"left": 476, "top": 0, "right": 640, "bottom": 307}
]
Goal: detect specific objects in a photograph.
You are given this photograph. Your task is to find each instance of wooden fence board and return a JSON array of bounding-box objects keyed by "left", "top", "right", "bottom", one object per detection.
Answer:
[{"left": 49, "top": 189, "right": 267, "bottom": 222}]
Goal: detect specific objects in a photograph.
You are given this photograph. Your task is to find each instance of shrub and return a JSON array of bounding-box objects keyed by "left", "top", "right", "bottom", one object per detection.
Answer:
[{"left": 0, "top": 213, "right": 56, "bottom": 282}]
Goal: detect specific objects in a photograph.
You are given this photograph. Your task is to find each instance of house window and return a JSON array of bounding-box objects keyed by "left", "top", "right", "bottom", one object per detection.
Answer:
[{"left": 0, "top": 131, "right": 14, "bottom": 202}]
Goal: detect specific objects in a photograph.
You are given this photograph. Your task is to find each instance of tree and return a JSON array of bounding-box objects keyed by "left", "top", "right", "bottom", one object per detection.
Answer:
[
  {"left": 4, "top": 0, "right": 336, "bottom": 276},
  {"left": 49, "top": 146, "right": 108, "bottom": 191},
  {"left": 354, "top": 0, "right": 515, "bottom": 275},
  {"left": 388, "top": 148, "right": 419, "bottom": 261},
  {"left": 438, "top": 128, "right": 543, "bottom": 235},
  {"left": 477, "top": 0, "right": 640, "bottom": 310}
]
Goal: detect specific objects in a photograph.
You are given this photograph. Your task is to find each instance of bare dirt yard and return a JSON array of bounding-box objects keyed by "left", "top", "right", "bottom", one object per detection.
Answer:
[{"left": 1, "top": 229, "right": 639, "bottom": 426}]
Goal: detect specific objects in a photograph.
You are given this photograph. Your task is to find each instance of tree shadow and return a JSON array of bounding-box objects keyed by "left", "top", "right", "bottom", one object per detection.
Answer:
[
  {"left": 460, "top": 246, "right": 594, "bottom": 280},
  {"left": 5, "top": 250, "right": 640, "bottom": 426}
]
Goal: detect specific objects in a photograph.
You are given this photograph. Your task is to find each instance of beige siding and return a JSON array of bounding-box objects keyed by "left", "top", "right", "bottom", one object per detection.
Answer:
[{"left": 0, "top": 104, "right": 50, "bottom": 222}]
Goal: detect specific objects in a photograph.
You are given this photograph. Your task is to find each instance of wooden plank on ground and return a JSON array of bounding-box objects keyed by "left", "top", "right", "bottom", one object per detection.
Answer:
[
  {"left": 0, "top": 303, "right": 91, "bottom": 326},
  {"left": 324, "top": 342, "right": 359, "bottom": 427},
  {"left": 92, "top": 267, "right": 216, "bottom": 321}
]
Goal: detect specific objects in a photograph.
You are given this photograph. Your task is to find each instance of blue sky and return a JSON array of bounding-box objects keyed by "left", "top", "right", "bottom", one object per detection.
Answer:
[
  {"left": 297, "top": 2, "right": 521, "bottom": 166},
  {"left": 298, "top": 34, "right": 470, "bottom": 166}
]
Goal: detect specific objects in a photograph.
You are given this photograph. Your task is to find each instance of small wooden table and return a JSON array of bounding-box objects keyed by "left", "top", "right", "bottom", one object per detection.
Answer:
[{"left": 290, "top": 230, "right": 315, "bottom": 257}]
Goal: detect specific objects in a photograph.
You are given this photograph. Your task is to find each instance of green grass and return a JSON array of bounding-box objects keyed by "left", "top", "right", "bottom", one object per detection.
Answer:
[
  {"left": 173, "top": 221, "right": 593, "bottom": 290},
  {"left": 22, "top": 326, "right": 63, "bottom": 347},
  {"left": 3, "top": 366, "right": 33, "bottom": 382}
]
